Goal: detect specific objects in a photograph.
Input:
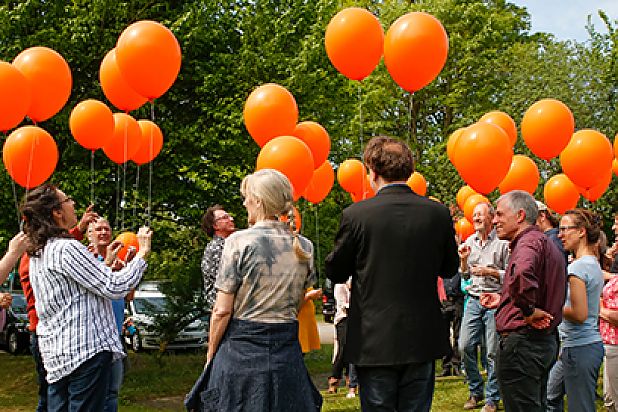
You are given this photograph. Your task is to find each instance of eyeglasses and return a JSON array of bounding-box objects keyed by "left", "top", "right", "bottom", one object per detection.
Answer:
[
  {"left": 558, "top": 225, "right": 579, "bottom": 233},
  {"left": 215, "top": 214, "right": 232, "bottom": 221},
  {"left": 59, "top": 196, "right": 74, "bottom": 205}
]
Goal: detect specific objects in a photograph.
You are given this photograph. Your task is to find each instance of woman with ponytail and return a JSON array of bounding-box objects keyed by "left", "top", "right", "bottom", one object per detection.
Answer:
[
  {"left": 196, "top": 169, "right": 322, "bottom": 411},
  {"left": 547, "top": 208, "right": 605, "bottom": 412}
]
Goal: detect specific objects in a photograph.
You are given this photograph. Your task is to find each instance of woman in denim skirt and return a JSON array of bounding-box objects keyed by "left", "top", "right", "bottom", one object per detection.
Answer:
[{"left": 187, "top": 169, "right": 321, "bottom": 412}]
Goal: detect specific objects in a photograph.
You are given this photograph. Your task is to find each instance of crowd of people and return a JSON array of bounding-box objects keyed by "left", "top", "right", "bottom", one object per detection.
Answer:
[{"left": 0, "top": 135, "right": 617, "bottom": 412}]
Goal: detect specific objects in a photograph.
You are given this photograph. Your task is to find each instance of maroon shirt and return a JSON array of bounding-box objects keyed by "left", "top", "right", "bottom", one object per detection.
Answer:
[{"left": 495, "top": 226, "right": 566, "bottom": 333}]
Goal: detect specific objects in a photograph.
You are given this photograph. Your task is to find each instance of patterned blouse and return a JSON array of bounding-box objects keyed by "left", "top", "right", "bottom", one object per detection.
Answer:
[
  {"left": 601, "top": 275, "right": 618, "bottom": 345},
  {"left": 215, "top": 220, "right": 315, "bottom": 323},
  {"left": 201, "top": 235, "right": 225, "bottom": 308}
]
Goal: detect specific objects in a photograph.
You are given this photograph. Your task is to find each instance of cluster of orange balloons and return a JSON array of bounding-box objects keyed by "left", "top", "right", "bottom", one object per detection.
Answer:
[
  {"left": 245, "top": 84, "right": 334, "bottom": 203},
  {"left": 336, "top": 159, "right": 374, "bottom": 202},
  {"left": 448, "top": 118, "right": 514, "bottom": 194},
  {"left": 69, "top": 102, "right": 164, "bottom": 165},
  {"left": 100, "top": 20, "right": 181, "bottom": 110},
  {"left": 325, "top": 8, "right": 448, "bottom": 92},
  {"left": 0, "top": 46, "right": 72, "bottom": 187}
]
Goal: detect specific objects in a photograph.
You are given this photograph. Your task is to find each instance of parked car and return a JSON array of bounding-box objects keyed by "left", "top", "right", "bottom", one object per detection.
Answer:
[
  {"left": 124, "top": 288, "right": 208, "bottom": 352},
  {"left": 0, "top": 292, "right": 30, "bottom": 354},
  {"left": 322, "top": 279, "right": 336, "bottom": 324}
]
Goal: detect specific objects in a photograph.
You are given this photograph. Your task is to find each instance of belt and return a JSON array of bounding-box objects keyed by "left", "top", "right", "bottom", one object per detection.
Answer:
[
  {"left": 499, "top": 327, "right": 556, "bottom": 339},
  {"left": 468, "top": 294, "right": 480, "bottom": 300}
]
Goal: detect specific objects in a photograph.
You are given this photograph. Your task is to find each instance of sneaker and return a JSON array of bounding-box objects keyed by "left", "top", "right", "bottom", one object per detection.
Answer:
[
  {"left": 463, "top": 395, "right": 483, "bottom": 410},
  {"left": 480, "top": 401, "right": 497, "bottom": 412}
]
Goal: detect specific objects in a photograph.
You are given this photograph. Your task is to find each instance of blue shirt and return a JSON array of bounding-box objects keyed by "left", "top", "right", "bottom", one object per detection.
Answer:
[{"left": 558, "top": 255, "right": 603, "bottom": 347}]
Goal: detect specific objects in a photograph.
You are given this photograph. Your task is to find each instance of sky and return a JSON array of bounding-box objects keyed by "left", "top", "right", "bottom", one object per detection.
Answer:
[{"left": 510, "top": 0, "right": 618, "bottom": 42}]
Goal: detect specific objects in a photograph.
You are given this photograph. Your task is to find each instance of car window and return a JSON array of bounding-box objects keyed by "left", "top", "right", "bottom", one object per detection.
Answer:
[
  {"left": 11, "top": 294, "right": 27, "bottom": 315},
  {"left": 133, "top": 297, "right": 167, "bottom": 315}
]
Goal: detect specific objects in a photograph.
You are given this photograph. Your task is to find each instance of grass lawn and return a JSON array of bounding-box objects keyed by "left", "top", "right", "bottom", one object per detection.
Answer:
[{"left": 0, "top": 345, "right": 607, "bottom": 411}]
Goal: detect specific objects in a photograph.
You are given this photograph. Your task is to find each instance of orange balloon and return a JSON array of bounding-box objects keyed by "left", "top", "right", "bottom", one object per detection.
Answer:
[
  {"left": 3, "top": 126, "right": 58, "bottom": 188},
  {"left": 69, "top": 100, "right": 114, "bottom": 150},
  {"left": 580, "top": 168, "right": 612, "bottom": 202},
  {"left": 456, "top": 185, "right": 477, "bottom": 211},
  {"left": 384, "top": 12, "right": 449, "bottom": 92},
  {"left": 543, "top": 174, "right": 579, "bottom": 214},
  {"left": 0, "top": 61, "right": 31, "bottom": 132},
  {"left": 292, "top": 121, "right": 331, "bottom": 168},
  {"left": 304, "top": 161, "right": 335, "bottom": 204},
  {"left": 560, "top": 129, "right": 613, "bottom": 190},
  {"left": 463, "top": 193, "right": 489, "bottom": 223},
  {"left": 116, "top": 232, "right": 139, "bottom": 261},
  {"left": 613, "top": 158, "right": 618, "bottom": 177},
  {"left": 256, "top": 136, "right": 314, "bottom": 195},
  {"left": 132, "top": 120, "right": 164, "bottom": 165},
  {"left": 614, "top": 133, "right": 618, "bottom": 158},
  {"left": 479, "top": 111, "right": 517, "bottom": 147},
  {"left": 99, "top": 49, "right": 147, "bottom": 112},
  {"left": 455, "top": 217, "right": 475, "bottom": 241},
  {"left": 337, "top": 159, "right": 366, "bottom": 194},
  {"left": 447, "top": 128, "right": 464, "bottom": 167},
  {"left": 454, "top": 122, "right": 513, "bottom": 194},
  {"left": 12, "top": 47, "right": 72, "bottom": 123},
  {"left": 521, "top": 99, "right": 574, "bottom": 161},
  {"left": 243, "top": 84, "right": 298, "bottom": 147},
  {"left": 498, "top": 155, "right": 540, "bottom": 195},
  {"left": 103, "top": 113, "right": 142, "bottom": 164},
  {"left": 324, "top": 7, "right": 384, "bottom": 81},
  {"left": 115, "top": 21, "right": 181, "bottom": 99},
  {"left": 407, "top": 172, "right": 427, "bottom": 196}
]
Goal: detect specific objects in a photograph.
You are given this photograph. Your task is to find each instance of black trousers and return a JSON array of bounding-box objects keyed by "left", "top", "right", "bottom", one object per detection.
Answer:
[
  {"left": 331, "top": 318, "right": 351, "bottom": 379},
  {"left": 441, "top": 297, "right": 463, "bottom": 370},
  {"left": 496, "top": 330, "right": 558, "bottom": 412}
]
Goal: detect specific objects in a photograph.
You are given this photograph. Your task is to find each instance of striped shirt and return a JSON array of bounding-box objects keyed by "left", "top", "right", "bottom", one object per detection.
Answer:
[{"left": 29, "top": 238, "right": 146, "bottom": 383}]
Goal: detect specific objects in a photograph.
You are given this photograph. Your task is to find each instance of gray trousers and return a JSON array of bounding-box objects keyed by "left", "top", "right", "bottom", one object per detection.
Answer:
[{"left": 605, "top": 344, "right": 618, "bottom": 412}]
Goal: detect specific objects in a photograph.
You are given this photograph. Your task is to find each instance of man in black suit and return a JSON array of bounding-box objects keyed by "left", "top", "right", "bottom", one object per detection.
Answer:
[{"left": 325, "top": 136, "right": 459, "bottom": 412}]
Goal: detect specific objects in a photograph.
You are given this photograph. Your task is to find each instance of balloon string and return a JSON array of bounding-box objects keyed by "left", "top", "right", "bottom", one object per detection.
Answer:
[
  {"left": 133, "top": 165, "right": 140, "bottom": 224},
  {"left": 358, "top": 83, "right": 363, "bottom": 156},
  {"left": 121, "top": 120, "right": 128, "bottom": 231},
  {"left": 90, "top": 150, "right": 95, "bottom": 205},
  {"left": 115, "top": 163, "right": 120, "bottom": 229},
  {"left": 408, "top": 92, "right": 414, "bottom": 148},
  {"left": 147, "top": 100, "right": 155, "bottom": 227},
  {"left": 314, "top": 205, "right": 321, "bottom": 285},
  {"left": 10, "top": 177, "right": 21, "bottom": 228}
]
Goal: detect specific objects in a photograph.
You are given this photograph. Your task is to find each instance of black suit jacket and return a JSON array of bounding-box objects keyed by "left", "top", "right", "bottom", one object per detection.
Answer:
[{"left": 325, "top": 184, "right": 459, "bottom": 366}]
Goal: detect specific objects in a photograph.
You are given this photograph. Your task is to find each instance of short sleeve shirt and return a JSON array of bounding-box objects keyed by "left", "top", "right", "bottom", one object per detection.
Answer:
[
  {"left": 215, "top": 220, "right": 315, "bottom": 323},
  {"left": 601, "top": 275, "right": 618, "bottom": 345},
  {"left": 559, "top": 255, "right": 603, "bottom": 347}
]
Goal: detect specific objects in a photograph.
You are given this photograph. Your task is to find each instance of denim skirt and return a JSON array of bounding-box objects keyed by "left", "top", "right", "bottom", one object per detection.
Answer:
[{"left": 187, "top": 318, "right": 322, "bottom": 412}]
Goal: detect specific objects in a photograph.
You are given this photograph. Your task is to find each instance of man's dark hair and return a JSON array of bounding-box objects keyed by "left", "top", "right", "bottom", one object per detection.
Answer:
[
  {"left": 363, "top": 136, "right": 414, "bottom": 182},
  {"left": 20, "top": 183, "right": 71, "bottom": 256},
  {"left": 539, "top": 209, "right": 559, "bottom": 228},
  {"left": 201, "top": 204, "right": 223, "bottom": 237}
]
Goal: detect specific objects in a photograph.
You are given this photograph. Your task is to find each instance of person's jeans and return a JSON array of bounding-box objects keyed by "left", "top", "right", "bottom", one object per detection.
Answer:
[
  {"left": 496, "top": 330, "right": 558, "bottom": 412},
  {"left": 546, "top": 341, "right": 604, "bottom": 412},
  {"left": 47, "top": 351, "right": 112, "bottom": 412},
  {"left": 441, "top": 297, "right": 463, "bottom": 372},
  {"left": 104, "top": 357, "right": 124, "bottom": 412},
  {"left": 31, "top": 332, "right": 48, "bottom": 412},
  {"left": 356, "top": 361, "right": 435, "bottom": 412},
  {"left": 459, "top": 297, "right": 500, "bottom": 403}
]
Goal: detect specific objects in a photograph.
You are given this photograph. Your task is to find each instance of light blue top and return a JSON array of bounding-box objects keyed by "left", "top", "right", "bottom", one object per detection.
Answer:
[{"left": 558, "top": 255, "right": 603, "bottom": 347}]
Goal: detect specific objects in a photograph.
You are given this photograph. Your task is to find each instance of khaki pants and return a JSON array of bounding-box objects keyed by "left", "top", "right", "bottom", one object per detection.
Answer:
[{"left": 605, "top": 344, "right": 618, "bottom": 412}]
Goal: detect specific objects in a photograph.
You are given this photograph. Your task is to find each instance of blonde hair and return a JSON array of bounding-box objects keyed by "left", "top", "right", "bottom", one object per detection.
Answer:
[{"left": 241, "top": 169, "right": 311, "bottom": 262}]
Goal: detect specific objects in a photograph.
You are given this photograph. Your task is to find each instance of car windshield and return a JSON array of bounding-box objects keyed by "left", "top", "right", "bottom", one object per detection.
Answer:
[
  {"left": 133, "top": 297, "right": 167, "bottom": 315},
  {"left": 11, "top": 294, "right": 27, "bottom": 315}
]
